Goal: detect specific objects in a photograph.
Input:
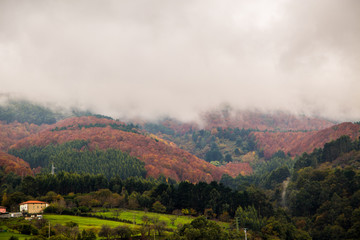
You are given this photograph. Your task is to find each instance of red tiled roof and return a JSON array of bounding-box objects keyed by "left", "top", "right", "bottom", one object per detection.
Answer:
[{"left": 19, "top": 200, "right": 48, "bottom": 205}]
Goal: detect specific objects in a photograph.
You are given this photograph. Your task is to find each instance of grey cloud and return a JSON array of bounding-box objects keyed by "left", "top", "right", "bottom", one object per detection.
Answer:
[{"left": 0, "top": 0, "right": 359, "bottom": 122}]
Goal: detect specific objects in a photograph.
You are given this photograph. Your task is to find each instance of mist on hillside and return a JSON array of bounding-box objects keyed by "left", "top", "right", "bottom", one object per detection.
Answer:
[{"left": 1, "top": 0, "right": 359, "bottom": 122}]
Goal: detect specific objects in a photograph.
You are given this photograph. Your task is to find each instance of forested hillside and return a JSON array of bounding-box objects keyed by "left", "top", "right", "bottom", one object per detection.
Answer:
[
  {"left": 145, "top": 125, "right": 257, "bottom": 164},
  {"left": 200, "top": 108, "right": 334, "bottom": 131},
  {"left": 145, "top": 119, "right": 359, "bottom": 164},
  {"left": 254, "top": 122, "right": 360, "bottom": 158},
  {"left": 285, "top": 136, "right": 360, "bottom": 239},
  {"left": 0, "top": 151, "right": 33, "bottom": 176},
  {"left": 1, "top": 101, "right": 360, "bottom": 239},
  {"left": 4, "top": 135, "right": 359, "bottom": 239},
  {"left": 144, "top": 109, "right": 334, "bottom": 133},
  {"left": 0, "top": 99, "right": 59, "bottom": 125},
  {"left": 218, "top": 135, "right": 360, "bottom": 240},
  {"left": 0, "top": 121, "right": 46, "bottom": 151},
  {"left": 9, "top": 116, "right": 228, "bottom": 182},
  {"left": 9, "top": 140, "right": 147, "bottom": 179},
  {"left": 1, "top": 100, "right": 358, "bottom": 184}
]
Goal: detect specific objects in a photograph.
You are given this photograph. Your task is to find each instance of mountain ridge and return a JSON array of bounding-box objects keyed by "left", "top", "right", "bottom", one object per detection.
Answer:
[
  {"left": 0, "top": 101, "right": 358, "bottom": 183},
  {"left": 254, "top": 122, "right": 360, "bottom": 158},
  {"left": 9, "top": 116, "right": 232, "bottom": 182}
]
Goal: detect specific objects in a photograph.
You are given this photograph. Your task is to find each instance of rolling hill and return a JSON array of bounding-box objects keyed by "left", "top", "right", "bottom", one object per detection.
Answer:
[
  {"left": 200, "top": 109, "right": 335, "bottom": 131},
  {"left": 0, "top": 121, "right": 47, "bottom": 151},
  {"left": 141, "top": 109, "right": 335, "bottom": 138},
  {"left": 0, "top": 151, "right": 33, "bottom": 176},
  {"left": 253, "top": 122, "right": 360, "bottom": 158},
  {"left": 9, "top": 116, "right": 251, "bottom": 182},
  {"left": 1, "top": 100, "right": 359, "bottom": 183}
]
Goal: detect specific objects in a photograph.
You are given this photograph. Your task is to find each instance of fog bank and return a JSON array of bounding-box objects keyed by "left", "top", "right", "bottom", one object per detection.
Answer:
[{"left": 1, "top": 0, "right": 359, "bottom": 122}]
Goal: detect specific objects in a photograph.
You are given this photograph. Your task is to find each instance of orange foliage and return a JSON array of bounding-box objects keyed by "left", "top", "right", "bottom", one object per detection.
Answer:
[
  {"left": 0, "top": 121, "right": 46, "bottom": 151},
  {"left": 0, "top": 151, "right": 33, "bottom": 176},
  {"left": 160, "top": 119, "right": 199, "bottom": 135},
  {"left": 11, "top": 117, "right": 225, "bottom": 183},
  {"left": 219, "top": 162, "right": 253, "bottom": 177},
  {"left": 254, "top": 122, "right": 360, "bottom": 158}
]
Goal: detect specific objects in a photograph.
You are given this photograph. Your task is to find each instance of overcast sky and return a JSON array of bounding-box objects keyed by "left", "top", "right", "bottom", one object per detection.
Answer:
[{"left": 1, "top": 0, "right": 359, "bottom": 122}]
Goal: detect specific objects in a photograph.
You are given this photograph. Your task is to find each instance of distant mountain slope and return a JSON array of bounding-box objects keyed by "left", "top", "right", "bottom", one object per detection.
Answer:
[
  {"left": 142, "top": 110, "right": 336, "bottom": 167},
  {"left": 0, "top": 151, "right": 33, "bottom": 176},
  {"left": 254, "top": 122, "right": 360, "bottom": 158},
  {"left": 0, "top": 99, "right": 60, "bottom": 125},
  {"left": 0, "top": 121, "right": 47, "bottom": 151},
  {"left": 10, "top": 116, "right": 230, "bottom": 182},
  {"left": 141, "top": 110, "right": 335, "bottom": 137},
  {"left": 201, "top": 109, "right": 335, "bottom": 131}
]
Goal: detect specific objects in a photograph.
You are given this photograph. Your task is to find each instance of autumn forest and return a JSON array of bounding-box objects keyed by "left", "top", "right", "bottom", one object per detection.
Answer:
[{"left": 1, "top": 100, "right": 360, "bottom": 240}]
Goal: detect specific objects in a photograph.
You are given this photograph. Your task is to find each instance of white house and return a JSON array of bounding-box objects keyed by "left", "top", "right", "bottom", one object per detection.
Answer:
[{"left": 19, "top": 200, "right": 49, "bottom": 214}]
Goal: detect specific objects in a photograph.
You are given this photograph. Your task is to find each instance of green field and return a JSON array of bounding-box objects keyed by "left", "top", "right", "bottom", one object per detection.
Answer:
[
  {"left": 91, "top": 209, "right": 193, "bottom": 229},
  {"left": 0, "top": 231, "right": 29, "bottom": 240},
  {"left": 91, "top": 209, "right": 230, "bottom": 229},
  {"left": 44, "top": 210, "right": 229, "bottom": 232},
  {"left": 44, "top": 214, "right": 133, "bottom": 231},
  {"left": 0, "top": 211, "right": 229, "bottom": 240}
]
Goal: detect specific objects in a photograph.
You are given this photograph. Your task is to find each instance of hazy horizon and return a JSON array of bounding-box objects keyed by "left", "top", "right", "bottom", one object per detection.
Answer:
[{"left": 1, "top": 0, "right": 359, "bottom": 122}]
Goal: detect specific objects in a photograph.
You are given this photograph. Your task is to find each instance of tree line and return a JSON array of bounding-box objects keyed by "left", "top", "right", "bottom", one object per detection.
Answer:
[
  {"left": 0, "top": 169, "right": 310, "bottom": 239},
  {"left": 1, "top": 170, "right": 271, "bottom": 219}
]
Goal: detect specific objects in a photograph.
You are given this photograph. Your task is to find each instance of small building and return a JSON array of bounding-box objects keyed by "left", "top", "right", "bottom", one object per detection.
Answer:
[
  {"left": 19, "top": 200, "right": 49, "bottom": 214},
  {"left": 0, "top": 206, "right": 6, "bottom": 214},
  {"left": 0, "top": 212, "right": 22, "bottom": 219}
]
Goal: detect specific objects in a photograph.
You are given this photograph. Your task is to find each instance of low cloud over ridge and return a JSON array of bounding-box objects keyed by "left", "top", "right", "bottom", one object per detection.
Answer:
[{"left": 1, "top": 0, "right": 359, "bottom": 122}]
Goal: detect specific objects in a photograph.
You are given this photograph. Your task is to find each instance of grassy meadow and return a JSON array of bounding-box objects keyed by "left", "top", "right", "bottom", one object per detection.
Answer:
[
  {"left": 91, "top": 208, "right": 230, "bottom": 229},
  {"left": 0, "top": 210, "right": 230, "bottom": 240},
  {"left": 44, "top": 214, "right": 133, "bottom": 230},
  {"left": 0, "top": 232, "right": 30, "bottom": 240},
  {"left": 91, "top": 208, "right": 194, "bottom": 229},
  {"left": 44, "top": 209, "right": 230, "bottom": 232}
]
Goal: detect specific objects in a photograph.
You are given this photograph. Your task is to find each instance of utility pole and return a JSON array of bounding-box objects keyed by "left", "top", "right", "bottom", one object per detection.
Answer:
[
  {"left": 48, "top": 221, "right": 50, "bottom": 238},
  {"left": 244, "top": 228, "right": 247, "bottom": 240}
]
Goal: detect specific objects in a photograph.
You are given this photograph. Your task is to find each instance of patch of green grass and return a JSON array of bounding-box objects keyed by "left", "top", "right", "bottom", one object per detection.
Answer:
[
  {"left": 44, "top": 210, "right": 230, "bottom": 235},
  {"left": 0, "top": 231, "right": 29, "bottom": 240},
  {"left": 43, "top": 214, "right": 133, "bottom": 230},
  {"left": 92, "top": 209, "right": 230, "bottom": 230},
  {"left": 93, "top": 209, "right": 193, "bottom": 228}
]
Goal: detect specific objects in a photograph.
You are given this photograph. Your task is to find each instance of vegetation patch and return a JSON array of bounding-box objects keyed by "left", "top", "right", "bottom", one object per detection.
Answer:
[
  {"left": 9, "top": 140, "right": 146, "bottom": 179},
  {"left": 0, "top": 232, "right": 30, "bottom": 240},
  {"left": 43, "top": 214, "right": 132, "bottom": 230},
  {"left": 91, "top": 209, "right": 195, "bottom": 229}
]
